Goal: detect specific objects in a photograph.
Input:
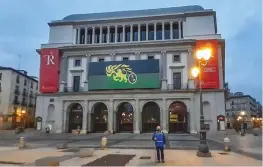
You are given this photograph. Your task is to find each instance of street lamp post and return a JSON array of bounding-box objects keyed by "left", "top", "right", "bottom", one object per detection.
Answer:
[
  {"left": 240, "top": 111, "right": 246, "bottom": 136},
  {"left": 191, "top": 48, "right": 212, "bottom": 157}
]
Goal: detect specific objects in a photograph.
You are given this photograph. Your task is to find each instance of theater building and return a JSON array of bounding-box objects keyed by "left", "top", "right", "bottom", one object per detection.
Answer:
[{"left": 35, "top": 5, "right": 226, "bottom": 134}]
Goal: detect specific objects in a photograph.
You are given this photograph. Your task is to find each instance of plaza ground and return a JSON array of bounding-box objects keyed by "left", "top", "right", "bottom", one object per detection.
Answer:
[{"left": 0, "top": 147, "right": 261, "bottom": 166}]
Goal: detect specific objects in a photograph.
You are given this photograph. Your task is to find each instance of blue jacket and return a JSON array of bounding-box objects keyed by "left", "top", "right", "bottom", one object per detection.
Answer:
[{"left": 152, "top": 131, "right": 166, "bottom": 148}]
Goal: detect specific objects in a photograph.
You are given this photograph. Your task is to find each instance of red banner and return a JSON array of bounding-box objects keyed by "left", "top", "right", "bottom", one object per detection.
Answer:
[
  {"left": 196, "top": 40, "right": 220, "bottom": 89},
  {"left": 39, "top": 48, "right": 60, "bottom": 93}
]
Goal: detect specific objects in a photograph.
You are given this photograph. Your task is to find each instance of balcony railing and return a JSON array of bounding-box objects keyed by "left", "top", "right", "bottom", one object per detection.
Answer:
[
  {"left": 167, "top": 83, "right": 192, "bottom": 90},
  {"left": 29, "top": 94, "right": 34, "bottom": 98},
  {"left": 21, "top": 101, "right": 27, "bottom": 106},
  {"left": 14, "top": 89, "right": 20, "bottom": 95},
  {"left": 28, "top": 103, "right": 34, "bottom": 107},
  {"left": 22, "top": 91, "right": 28, "bottom": 96},
  {"left": 64, "top": 87, "right": 84, "bottom": 92},
  {"left": 13, "top": 99, "right": 20, "bottom": 105}
]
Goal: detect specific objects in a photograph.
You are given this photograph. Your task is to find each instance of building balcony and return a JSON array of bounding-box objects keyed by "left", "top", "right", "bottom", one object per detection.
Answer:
[
  {"left": 64, "top": 87, "right": 84, "bottom": 92},
  {"left": 13, "top": 99, "right": 20, "bottom": 105},
  {"left": 14, "top": 89, "right": 20, "bottom": 95},
  {"left": 29, "top": 94, "right": 34, "bottom": 98},
  {"left": 28, "top": 103, "right": 34, "bottom": 107},
  {"left": 21, "top": 101, "right": 27, "bottom": 106},
  {"left": 22, "top": 92, "right": 28, "bottom": 96}
]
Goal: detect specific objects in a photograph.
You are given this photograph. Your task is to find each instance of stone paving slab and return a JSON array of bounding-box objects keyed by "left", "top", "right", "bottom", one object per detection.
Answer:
[
  {"left": 111, "top": 141, "right": 156, "bottom": 148},
  {"left": 0, "top": 147, "right": 72, "bottom": 164}
]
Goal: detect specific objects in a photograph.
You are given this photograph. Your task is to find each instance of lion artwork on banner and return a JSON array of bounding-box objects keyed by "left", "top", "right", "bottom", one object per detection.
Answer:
[{"left": 106, "top": 64, "right": 137, "bottom": 84}]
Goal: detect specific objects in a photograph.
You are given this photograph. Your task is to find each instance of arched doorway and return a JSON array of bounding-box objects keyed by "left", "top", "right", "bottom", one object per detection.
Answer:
[
  {"left": 92, "top": 102, "right": 108, "bottom": 132},
  {"left": 142, "top": 102, "right": 160, "bottom": 132},
  {"left": 46, "top": 104, "right": 55, "bottom": 132},
  {"left": 68, "top": 103, "right": 83, "bottom": 133},
  {"left": 169, "top": 101, "right": 188, "bottom": 133},
  {"left": 116, "top": 102, "right": 133, "bottom": 132}
]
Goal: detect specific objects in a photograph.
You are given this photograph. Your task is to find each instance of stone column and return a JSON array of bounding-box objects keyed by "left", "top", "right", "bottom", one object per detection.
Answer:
[
  {"left": 138, "top": 24, "right": 141, "bottom": 41},
  {"left": 108, "top": 100, "right": 113, "bottom": 133},
  {"left": 135, "top": 52, "right": 140, "bottom": 60},
  {"left": 162, "top": 98, "right": 168, "bottom": 133},
  {"left": 134, "top": 99, "right": 140, "bottom": 134},
  {"left": 146, "top": 23, "right": 148, "bottom": 41},
  {"left": 178, "top": 21, "right": 181, "bottom": 39},
  {"left": 100, "top": 26, "right": 102, "bottom": 43},
  {"left": 77, "top": 28, "right": 80, "bottom": 44},
  {"left": 161, "top": 51, "right": 167, "bottom": 90},
  {"left": 81, "top": 101, "right": 88, "bottom": 133},
  {"left": 162, "top": 22, "right": 164, "bottom": 40},
  {"left": 130, "top": 25, "right": 133, "bottom": 41},
  {"left": 190, "top": 98, "right": 197, "bottom": 133},
  {"left": 170, "top": 22, "right": 173, "bottom": 39},
  {"left": 154, "top": 23, "right": 156, "bottom": 40},
  {"left": 55, "top": 100, "right": 63, "bottom": 133},
  {"left": 107, "top": 26, "right": 110, "bottom": 43},
  {"left": 92, "top": 27, "right": 95, "bottom": 44},
  {"left": 59, "top": 81, "right": 66, "bottom": 92},
  {"left": 115, "top": 26, "right": 118, "bottom": 42},
  {"left": 122, "top": 25, "right": 125, "bottom": 42},
  {"left": 84, "top": 81, "right": 89, "bottom": 91},
  {"left": 85, "top": 27, "right": 87, "bottom": 44},
  {"left": 59, "top": 55, "right": 68, "bottom": 86},
  {"left": 110, "top": 53, "right": 115, "bottom": 61}
]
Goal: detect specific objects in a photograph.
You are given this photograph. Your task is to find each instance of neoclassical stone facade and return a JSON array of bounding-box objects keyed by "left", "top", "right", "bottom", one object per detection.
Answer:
[{"left": 36, "top": 90, "right": 226, "bottom": 134}]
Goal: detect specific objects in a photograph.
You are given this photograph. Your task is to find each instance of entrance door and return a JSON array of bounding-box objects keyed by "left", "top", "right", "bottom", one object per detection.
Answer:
[
  {"left": 73, "top": 76, "right": 80, "bottom": 92},
  {"left": 116, "top": 102, "right": 133, "bottom": 132},
  {"left": 169, "top": 101, "right": 188, "bottom": 133},
  {"left": 173, "top": 72, "right": 181, "bottom": 89}
]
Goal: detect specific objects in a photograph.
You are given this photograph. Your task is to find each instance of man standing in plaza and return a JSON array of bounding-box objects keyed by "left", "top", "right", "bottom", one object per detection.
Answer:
[{"left": 152, "top": 126, "right": 166, "bottom": 163}]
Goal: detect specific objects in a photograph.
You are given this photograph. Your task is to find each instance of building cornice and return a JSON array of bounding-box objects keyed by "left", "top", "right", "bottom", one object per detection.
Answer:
[
  {"left": 37, "top": 88, "right": 225, "bottom": 97},
  {"left": 48, "top": 11, "right": 215, "bottom": 27}
]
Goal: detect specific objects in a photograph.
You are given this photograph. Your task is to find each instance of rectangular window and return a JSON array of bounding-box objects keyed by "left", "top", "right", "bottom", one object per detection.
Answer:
[
  {"left": 172, "top": 22, "right": 179, "bottom": 39},
  {"left": 0, "top": 83, "right": 1, "bottom": 92},
  {"left": 74, "top": 59, "right": 81, "bottom": 66},
  {"left": 80, "top": 28, "right": 85, "bottom": 44},
  {"left": 30, "top": 82, "right": 33, "bottom": 89},
  {"left": 16, "top": 76, "right": 20, "bottom": 83},
  {"left": 87, "top": 28, "right": 93, "bottom": 44},
  {"left": 125, "top": 26, "right": 131, "bottom": 42},
  {"left": 132, "top": 25, "right": 138, "bottom": 41},
  {"left": 0, "top": 73, "right": 2, "bottom": 80},
  {"left": 122, "top": 57, "right": 129, "bottom": 61},
  {"left": 140, "top": 25, "right": 146, "bottom": 41},
  {"left": 117, "top": 26, "right": 123, "bottom": 42},
  {"left": 14, "top": 96, "right": 18, "bottom": 101},
  {"left": 148, "top": 24, "right": 154, "bottom": 40},
  {"left": 102, "top": 27, "right": 107, "bottom": 43},
  {"left": 156, "top": 23, "right": 162, "bottom": 40},
  {"left": 95, "top": 28, "right": 100, "bottom": 43},
  {"left": 24, "top": 79, "right": 27, "bottom": 86},
  {"left": 180, "top": 21, "right": 183, "bottom": 38},
  {"left": 98, "top": 58, "right": 104, "bottom": 62},
  {"left": 109, "top": 27, "right": 115, "bottom": 43},
  {"left": 164, "top": 23, "right": 171, "bottom": 40},
  {"left": 173, "top": 55, "right": 180, "bottom": 62},
  {"left": 173, "top": 72, "right": 181, "bottom": 89},
  {"left": 73, "top": 76, "right": 81, "bottom": 92},
  {"left": 148, "top": 56, "right": 154, "bottom": 59}
]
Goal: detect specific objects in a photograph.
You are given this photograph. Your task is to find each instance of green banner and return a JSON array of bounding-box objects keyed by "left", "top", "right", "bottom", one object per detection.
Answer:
[{"left": 89, "top": 73, "right": 160, "bottom": 90}]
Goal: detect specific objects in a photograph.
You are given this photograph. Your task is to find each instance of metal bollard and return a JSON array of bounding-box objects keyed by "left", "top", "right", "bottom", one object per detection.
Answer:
[
  {"left": 19, "top": 137, "right": 26, "bottom": 148},
  {"left": 223, "top": 137, "right": 230, "bottom": 152},
  {"left": 101, "top": 136, "right": 107, "bottom": 150}
]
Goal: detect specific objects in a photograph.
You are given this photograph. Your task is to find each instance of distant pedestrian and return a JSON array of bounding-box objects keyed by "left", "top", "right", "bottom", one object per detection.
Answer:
[{"left": 152, "top": 126, "right": 166, "bottom": 163}]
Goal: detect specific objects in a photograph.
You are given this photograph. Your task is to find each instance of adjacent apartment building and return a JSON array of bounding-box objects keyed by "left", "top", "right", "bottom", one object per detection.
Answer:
[
  {"left": 0, "top": 66, "right": 38, "bottom": 129},
  {"left": 36, "top": 5, "right": 226, "bottom": 134},
  {"left": 226, "top": 92, "right": 261, "bottom": 128}
]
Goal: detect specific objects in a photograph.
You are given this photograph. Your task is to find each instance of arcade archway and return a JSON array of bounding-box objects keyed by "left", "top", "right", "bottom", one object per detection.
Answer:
[
  {"left": 142, "top": 102, "right": 160, "bottom": 132},
  {"left": 92, "top": 102, "right": 108, "bottom": 132},
  {"left": 169, "top": 101, "right": 188, "bottom": 133},
  {"left": 68, "top": 103, "right": 83, "bottom": 133},
  {"left": 116, "top": 102, "right": 134, "bottom": 132}
]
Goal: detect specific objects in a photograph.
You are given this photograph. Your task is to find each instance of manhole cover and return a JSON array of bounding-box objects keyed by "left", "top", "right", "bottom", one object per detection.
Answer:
[
  {"left": 219, "top": 152, "right": 229, "bottom": 155},
  {"left": 139, "top": 156, "right": 151, "bottom": 159}
]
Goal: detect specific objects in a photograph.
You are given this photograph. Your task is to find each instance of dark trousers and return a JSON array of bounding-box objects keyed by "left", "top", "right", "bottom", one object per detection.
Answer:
[{"left": 156, "top": 147, "right": 164, "bottom": 161}]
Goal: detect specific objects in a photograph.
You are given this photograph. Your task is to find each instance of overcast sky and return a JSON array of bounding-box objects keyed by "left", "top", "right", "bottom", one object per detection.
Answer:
[{"left": 0, "top": 0, "right": 262, "bottom": 101}]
